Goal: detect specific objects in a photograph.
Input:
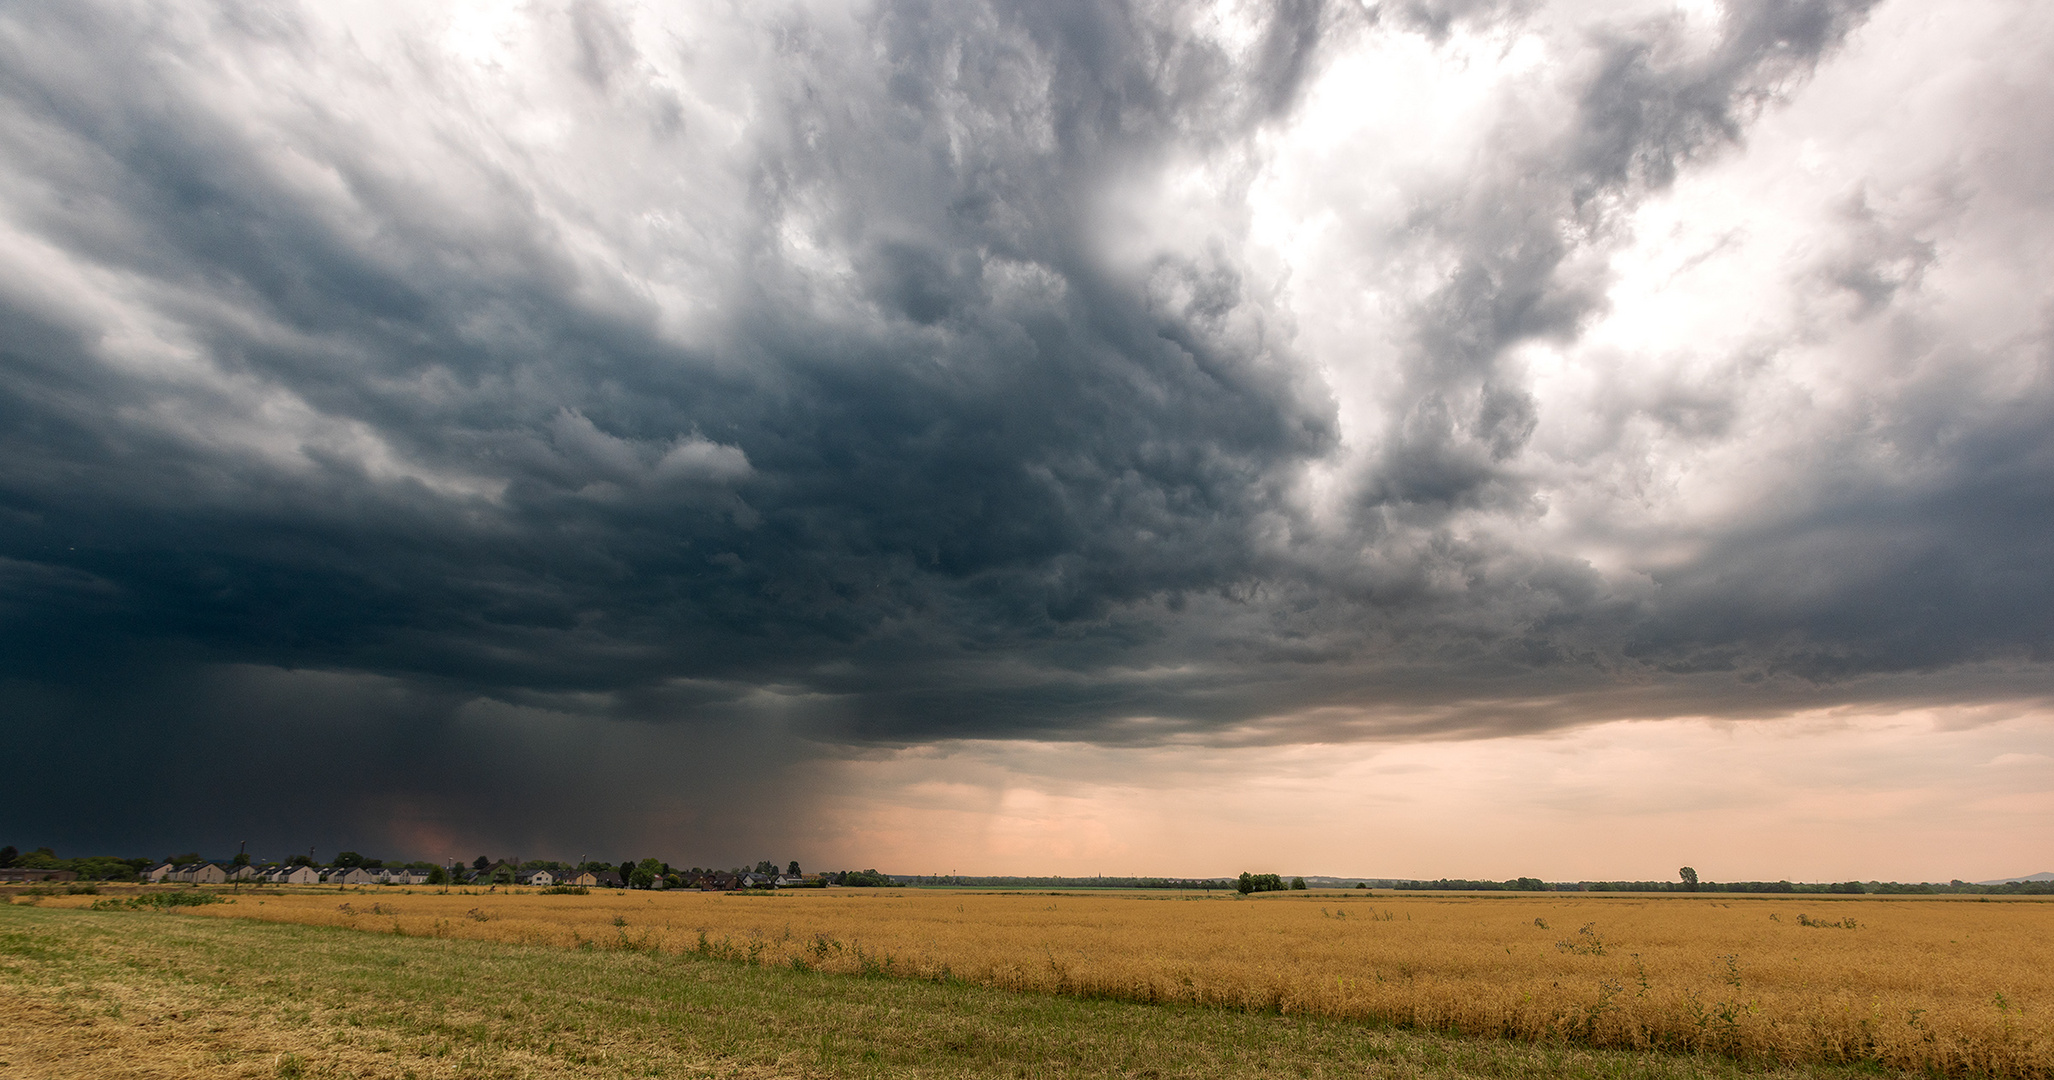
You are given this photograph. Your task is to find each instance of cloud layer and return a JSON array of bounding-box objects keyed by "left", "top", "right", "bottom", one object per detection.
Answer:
[{"left": 2, "top": 0, "right": 2050, "bottom": 862}]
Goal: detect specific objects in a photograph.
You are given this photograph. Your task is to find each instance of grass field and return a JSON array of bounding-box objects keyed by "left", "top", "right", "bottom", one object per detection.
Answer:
[
  {"left": 12, "top": 886, "right": 2049, "bottom": 1077},
  {"left": 0, "top": 901, "right": 1950, "bottom": 1080}
]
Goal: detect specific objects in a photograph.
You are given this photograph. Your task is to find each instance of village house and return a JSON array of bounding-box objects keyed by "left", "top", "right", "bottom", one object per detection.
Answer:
[
  {"left": 323, "top": 866, "right": 377, "bottom": 886},
  {"left": 467, "top": 859, "right": 520, "bottom": 885},
  {"left": 264, "top": 865, "right": 321, "bottom": 885},
  {"left": 519, "top": 868, "right": 556, "bottom": 887},
  {"left": 159, "top": 863, "right": 229, "bottom": 884}
]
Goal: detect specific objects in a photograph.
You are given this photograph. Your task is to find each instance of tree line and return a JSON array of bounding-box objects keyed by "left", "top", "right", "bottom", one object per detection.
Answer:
[{"left": 7, "top": 845, "right": 2045, "bottom": 894}]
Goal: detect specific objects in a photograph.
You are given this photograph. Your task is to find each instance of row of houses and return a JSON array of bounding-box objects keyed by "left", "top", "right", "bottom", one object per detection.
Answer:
[
  {"left": 147, "top": 862, "right": 433, "bottom": 886},
  {"left": 138, "top": 860, "right": 823, "bottom": 891},
  {"left": 477, "top": 866, "right": 817, "bottom": 890}
]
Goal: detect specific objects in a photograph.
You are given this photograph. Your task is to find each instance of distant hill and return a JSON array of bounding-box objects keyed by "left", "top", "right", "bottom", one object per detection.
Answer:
[{"left": 1975, "top": 872, "right": 2054, "bottom": 884}]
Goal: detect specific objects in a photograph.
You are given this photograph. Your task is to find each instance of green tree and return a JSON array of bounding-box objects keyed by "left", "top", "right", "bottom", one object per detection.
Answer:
[
  {"left": 17, "top": 847, "right": 62, "bottom": 869},
  {"left": 627, "top": 857, "right": 662, "bottom": 890},
  {"left": 426, "top": 866, "right": 448, "bottom": 885},
  {"left": 836, "top": 869, "right": 898, "bottom": 887},
  {"left": 1236, "top": 872, "right": 1255, "bottom": 895},
  {"left": 1289, "top": 877, "right": 1307, "bottom": 890},
  {"left": 72, "top": 856, "right": 132, "bottom": 880},
  {"left": 334, "top": 851, "right": 364, "bottom": 868},
  {"left": 473, "top": 855, "right": 491, "bottom": 871},
  {"left": 166, "top": 851, "right": 201, "bottom": 866},
  {"left": 1679, "top": 866, "right": 1699, "bottom": 892},
  {"left": 788, "top": 860, "right": 801, "bottom": 876},
  {"left": 0, "top": 845, "right": 17, "bottom": 868},
  {"left": 232, "top": 852, "right": 251, "bottom": 867}
]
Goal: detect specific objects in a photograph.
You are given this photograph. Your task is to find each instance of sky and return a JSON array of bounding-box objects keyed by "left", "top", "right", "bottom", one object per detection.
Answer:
[{"left": 1, "top": 0, "right": 2050, "bottom": 881}]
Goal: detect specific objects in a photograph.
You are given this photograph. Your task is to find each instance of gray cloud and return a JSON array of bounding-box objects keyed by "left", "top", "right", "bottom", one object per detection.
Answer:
[{"left": 2, "top": 0, "right": 2050, "bottom": 860}]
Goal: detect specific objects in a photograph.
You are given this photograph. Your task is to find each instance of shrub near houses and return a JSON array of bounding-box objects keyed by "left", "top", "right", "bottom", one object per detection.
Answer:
[{"left": 0, "top": 846, "right": 150, "bottom": 882}]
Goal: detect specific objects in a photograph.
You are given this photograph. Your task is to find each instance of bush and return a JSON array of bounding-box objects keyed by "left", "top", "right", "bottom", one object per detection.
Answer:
[
  {"left": 834, "top": 869, "right": 902, "bottom": 888},
  {"left": 94, "top": 891, "right": 224, "bottom": 910},
  {"left": 1237, "top": 873, "right": 1286, "bottom": 894}
]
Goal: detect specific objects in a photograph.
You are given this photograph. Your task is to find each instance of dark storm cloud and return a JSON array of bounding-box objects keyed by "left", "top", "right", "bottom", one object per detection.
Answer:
[{"left": 1, "top": 0, "right": 2050, "bottom": 859}]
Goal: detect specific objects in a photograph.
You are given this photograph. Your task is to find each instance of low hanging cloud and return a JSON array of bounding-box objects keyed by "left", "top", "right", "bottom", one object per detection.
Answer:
[{"left": 2, "top": 0, "right": 2050, "bottom": 861}]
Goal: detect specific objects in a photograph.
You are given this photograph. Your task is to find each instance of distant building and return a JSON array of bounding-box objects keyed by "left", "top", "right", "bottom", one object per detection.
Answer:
[
  {"left": 470, "top": 860, "right": 518, "bottom": 885},
  {"left": 173, "top": 863, "right": 228, "bottom": 884}
]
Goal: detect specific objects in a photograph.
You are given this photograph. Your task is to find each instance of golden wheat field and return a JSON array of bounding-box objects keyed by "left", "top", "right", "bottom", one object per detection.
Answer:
[{"left": 34, "top": 887, "right": 2054, "bottom": 1077}]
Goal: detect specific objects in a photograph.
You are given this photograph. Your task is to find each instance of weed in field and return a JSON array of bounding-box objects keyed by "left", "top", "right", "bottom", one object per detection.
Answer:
[
  {"left": 1556, "top": 922, "right": 1608, "bottom": 956},
  {"left": 91, "top": 891, "right": 222, "bottom": 911}
]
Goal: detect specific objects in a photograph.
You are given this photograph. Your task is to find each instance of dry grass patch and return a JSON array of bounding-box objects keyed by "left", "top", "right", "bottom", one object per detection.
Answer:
[
  {"left": 42, "top": 886, "right": 2048, "bottom": 1075},
  {"left": 0, "top": 902, "right": 1934, "bottom": 1080},
  {"left": 15, "top": 886, "right": 2045, "bottom": 1075}
]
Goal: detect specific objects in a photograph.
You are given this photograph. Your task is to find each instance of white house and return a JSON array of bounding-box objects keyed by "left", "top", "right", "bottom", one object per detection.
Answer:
[
  {"left": 147, "top": 863, "right": 177, "bottom": 883},
  {"left": 168, "top": 863, "right": 228, "bottom": 884},
  {"left": 520, "top": 869, "right": 556, "bottom": 887}
]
